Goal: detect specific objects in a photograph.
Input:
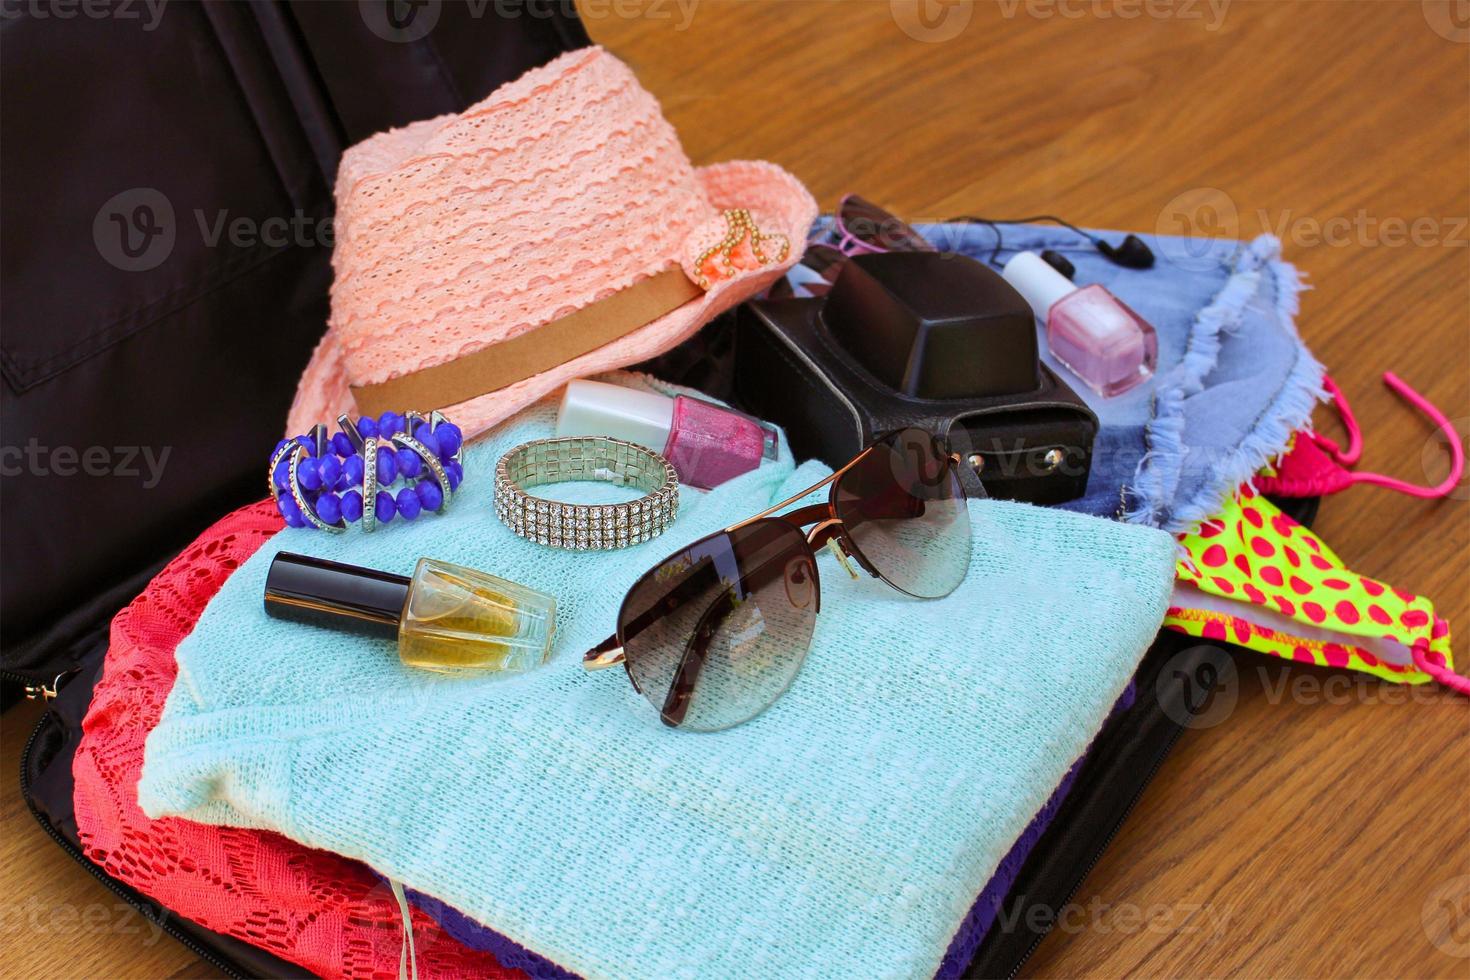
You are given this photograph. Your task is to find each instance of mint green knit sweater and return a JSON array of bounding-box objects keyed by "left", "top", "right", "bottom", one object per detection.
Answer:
[{"left": 139, "top": 376, "right": 1176, "bottom": 979}]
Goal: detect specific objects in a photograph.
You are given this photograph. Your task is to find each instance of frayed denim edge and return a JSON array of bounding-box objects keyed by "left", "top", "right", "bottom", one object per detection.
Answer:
[{"left": 1125, "top": 235, "right": 1326, "bottom": 533}]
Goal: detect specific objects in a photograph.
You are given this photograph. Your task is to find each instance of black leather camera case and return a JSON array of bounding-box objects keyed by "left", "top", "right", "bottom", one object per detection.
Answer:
[{"left": 734, "top": 253, "right": 1098, "bottom": 505}]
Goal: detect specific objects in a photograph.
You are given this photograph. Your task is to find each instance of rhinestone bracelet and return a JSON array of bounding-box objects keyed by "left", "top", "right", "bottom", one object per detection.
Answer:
[{"left": 495, "top": 436, "right": 679, "bottom": 550}]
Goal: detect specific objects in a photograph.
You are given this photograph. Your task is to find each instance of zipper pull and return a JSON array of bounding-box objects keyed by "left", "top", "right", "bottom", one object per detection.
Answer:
[{"left": 24, "top": 668, "right": 80, "bottom": 701}]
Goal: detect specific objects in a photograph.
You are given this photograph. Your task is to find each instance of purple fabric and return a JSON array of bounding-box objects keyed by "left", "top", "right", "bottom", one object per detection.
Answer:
[
  {"left": 934, "top": 762, "right": 1082, "bottom": 978},
  {"left": 404, "top": 681, "right": 1137, "bottom": 978},
  {"left": 404, "top": 885, "right": 577, "bottom": 979}
]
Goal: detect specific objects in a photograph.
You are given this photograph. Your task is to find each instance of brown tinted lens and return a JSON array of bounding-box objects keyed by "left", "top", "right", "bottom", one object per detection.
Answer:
[
  {"left": 834, "top": 429, "right": 971, "bottom": 598},
  {"left": 617, "top": 521, "right": 819, "bottom": 731},
  {"left": 837, "top": 195, "right": 936, "bottom": 253}
]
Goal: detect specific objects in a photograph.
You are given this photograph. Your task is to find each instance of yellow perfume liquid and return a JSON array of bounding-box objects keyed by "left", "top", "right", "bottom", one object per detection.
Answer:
[{"left": 399, "top": 558, "right": 556, "bottom": 673}]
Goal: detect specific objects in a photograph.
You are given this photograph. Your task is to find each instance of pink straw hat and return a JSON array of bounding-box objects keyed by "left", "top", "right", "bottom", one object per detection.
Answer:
[{"left": 286, "top": 46, "right": 816, "bottom": 440}]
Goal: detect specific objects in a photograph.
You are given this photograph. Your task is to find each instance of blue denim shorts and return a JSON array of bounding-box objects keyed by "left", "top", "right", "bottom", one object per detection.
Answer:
[{"left": 900, "top": 223, "right": 1324, "bottom": 530}]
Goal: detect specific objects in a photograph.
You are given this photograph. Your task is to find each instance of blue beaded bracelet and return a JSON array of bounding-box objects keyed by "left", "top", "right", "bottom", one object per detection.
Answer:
[{"left": 268, "top": 410, "right": 465, "bottom": 533}]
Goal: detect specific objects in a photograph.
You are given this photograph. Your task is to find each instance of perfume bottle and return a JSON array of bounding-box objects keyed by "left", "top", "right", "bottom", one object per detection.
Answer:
[
  {"left": 556, "top": 379, "right": 778, "bottom": 490},
  {"left": 264, "top": 552, "right": 555, "bottom": 674},
  {"left": 1002, "top": 251, "right": 1158, "bottom": 397}
]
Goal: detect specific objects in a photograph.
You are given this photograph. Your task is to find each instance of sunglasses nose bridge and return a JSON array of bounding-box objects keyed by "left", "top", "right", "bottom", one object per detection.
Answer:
[{"left": 805, "top": 516, "right": 842, "bottom": 549}]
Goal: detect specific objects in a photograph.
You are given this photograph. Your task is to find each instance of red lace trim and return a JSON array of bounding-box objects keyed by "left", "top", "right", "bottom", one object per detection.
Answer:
[{"left": 73, "top": 499, "right": 521, "bottom": 979}]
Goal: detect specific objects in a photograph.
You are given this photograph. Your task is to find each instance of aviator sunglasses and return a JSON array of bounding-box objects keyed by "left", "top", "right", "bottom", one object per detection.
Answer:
[{"left": 583, "top": 429, "right": 972, "bottom": 731}]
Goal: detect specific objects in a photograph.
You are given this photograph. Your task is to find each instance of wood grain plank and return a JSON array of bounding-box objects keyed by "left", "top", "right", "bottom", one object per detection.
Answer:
[{"left": 1, "top": 698, "right": 224, "bottom": 979}]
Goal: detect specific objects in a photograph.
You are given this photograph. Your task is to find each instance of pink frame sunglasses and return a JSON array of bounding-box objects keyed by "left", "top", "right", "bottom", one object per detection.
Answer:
[{"left": 829, "top": 193, "right": 937, "bottom": 256}]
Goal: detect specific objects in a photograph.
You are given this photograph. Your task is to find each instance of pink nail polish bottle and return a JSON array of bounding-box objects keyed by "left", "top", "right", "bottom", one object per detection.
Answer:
[
  {"left": 1002, "top": 251, "right": 1158, "bottom": 397},
  {"left": 556, "top": 380, "right": 778, "bottom": 490}
]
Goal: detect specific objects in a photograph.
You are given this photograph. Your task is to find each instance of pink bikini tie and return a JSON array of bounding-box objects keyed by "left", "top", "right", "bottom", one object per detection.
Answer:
[{"left": 1258, "top": 372, "right": 1464, "bottom": 499}]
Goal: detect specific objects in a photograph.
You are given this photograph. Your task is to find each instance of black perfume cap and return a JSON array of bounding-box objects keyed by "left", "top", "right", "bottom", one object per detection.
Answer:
[{"left": 263, "top": 552, "right": 410, "bottom": 639}]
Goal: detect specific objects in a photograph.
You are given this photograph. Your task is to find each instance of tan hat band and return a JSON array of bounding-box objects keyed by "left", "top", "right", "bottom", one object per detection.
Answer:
[{"left": 350, "top": 267, "right": 703, "bottom": 419}]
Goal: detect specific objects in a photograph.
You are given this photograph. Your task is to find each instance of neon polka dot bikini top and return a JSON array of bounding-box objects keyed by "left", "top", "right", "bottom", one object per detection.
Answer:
[{"left": 1165, "top": 483, "right": 1464, "bottom": 695}]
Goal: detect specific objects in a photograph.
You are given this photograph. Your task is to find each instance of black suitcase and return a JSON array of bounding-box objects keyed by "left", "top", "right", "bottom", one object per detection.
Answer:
[
  {"left": 3, "top": 2, "right": 587, "bottom": 975},
  {"left": 2, "top": 5, "right": 1316, "bottom": 976}
]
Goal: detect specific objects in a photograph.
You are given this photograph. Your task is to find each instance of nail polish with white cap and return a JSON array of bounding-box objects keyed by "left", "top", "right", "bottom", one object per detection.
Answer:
[
  {"left": 557, "top": 380, "right": 778, "bottom": 489},
  {"left": 1002, "top": 251, "right": 1157, "bottom": 397}
]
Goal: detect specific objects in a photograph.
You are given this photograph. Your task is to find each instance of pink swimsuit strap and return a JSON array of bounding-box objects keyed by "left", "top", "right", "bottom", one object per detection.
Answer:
[{"left": 1307, "top": 372, "right": 1464, "bottom": 499}]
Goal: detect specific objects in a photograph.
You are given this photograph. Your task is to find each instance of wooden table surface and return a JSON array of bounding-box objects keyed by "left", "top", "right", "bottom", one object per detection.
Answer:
[{"left": 4, "top": 2, "right": 1466, "bottom": 977}]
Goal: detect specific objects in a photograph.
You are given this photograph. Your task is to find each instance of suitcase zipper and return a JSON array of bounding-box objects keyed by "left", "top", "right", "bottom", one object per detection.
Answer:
[
  {"left": 997, "top": 702, "right": 1190, "bottom": 979},
  {"left": 2, "top": 666, "right": 81, "bottom": 701},
  {"left": 17, "top": 703, "right": 250, "bottom": 979}
]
